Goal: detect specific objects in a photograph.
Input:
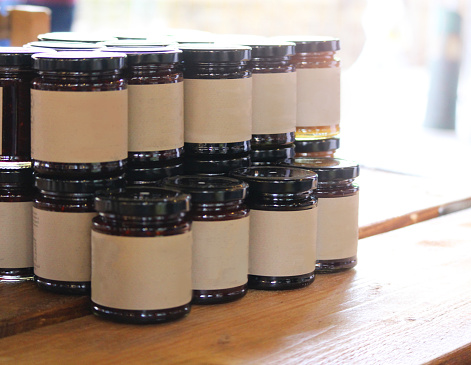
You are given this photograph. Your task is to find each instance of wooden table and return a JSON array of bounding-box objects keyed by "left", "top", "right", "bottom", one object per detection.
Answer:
[{"left": 1, "top": 167, "right": 471, "bottom": 364}]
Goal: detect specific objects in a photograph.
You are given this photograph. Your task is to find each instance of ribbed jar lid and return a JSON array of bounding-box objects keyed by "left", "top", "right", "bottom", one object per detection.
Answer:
[
  {"left": 0, "top": 47, "right": 49, "bottom": 67},
  {"left": 294, "top": 138, "right": 340, "bottom": 153},
  {"left": 275, "top": 36, "right": 340, "bottom": 53},
  {"left": 179, "top": 44, "right": 251, "bottom": 63},
  {"left": 35, "top": 175, "right": 125, "bottom": 194},
  {"left": 102, "top": 47, "right": 181, "bottom": 65},
  {"left": 282, "top": 157, "right": 359, "bottom": 181},
  {"left": 33, "top": 51, "right": 127, "bottom": 72}
]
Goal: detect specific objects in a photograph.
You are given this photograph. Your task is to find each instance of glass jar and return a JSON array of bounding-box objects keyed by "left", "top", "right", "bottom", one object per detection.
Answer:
[
  {"left": 281, "top": 37, "right": 341, "bottom": 140},
  {"left": 33, "top": 175, "right": 125, "bottom": 294},
  {"left": 285, "top": 157, "right": 359, "bottom": 272},
  {"left": 244, "top": 41, "right": 296, "bottom": 148},
  {"left": 295, "top": 138, "right": 340, "bottom": 158},
  {"left": 0, "top": 165, "right": 33, "bottom": 281},
  {"left": 250, "top": 144, "right": 295, "bottom": 166},
  {"left": 91, "top": 187, "right": 192, "bottom": 324},
  {"left": 230, "top": 166, "right": 318, "bottom": 290},
  {"left": 31, "top": 51, "right": 128, "bottom": 177},
  {"left": 162, "top": 175, "right": 249, "bottom": 304},
  {"left": 179, "top": 44, "right": 252, "bottom": 157},
  {"left": 183, "top": 153, "right": 251, "bottom": 176}
]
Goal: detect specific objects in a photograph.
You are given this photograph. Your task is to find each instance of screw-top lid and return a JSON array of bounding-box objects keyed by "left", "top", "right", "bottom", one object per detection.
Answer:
[
  {"left": 26, "top": 41, "right": 102, "bottom": 50},
  {"left": 282, "top": 157, "right": 359, "bottom": 181},
  {"left": 184, "top": 155, "right": 251, "bottom": 175},
  {"left": 35, "top": 175, "right": 125, "bottom": 194},
  {"left": 294, "top": 138, "right": 340, "bottom": 153},
  {"left": 179, "top": 44, "right": 251, "bottom": 63},
  {"left": 250, "top": 145, "right": 295, "bottom": 164},
  {"left": 126, "top": 164, "right": 184, "bottom": 184},
  {"left": 102, "top": 47, "right": 181, "bottom": 65},
  {"left": 37, "top": 32, "right": 116, "bottom": 43},
  {"left": 162, "top": 175, "right": 248, "bottom": 203},
  {"left": 94, "top": 186, "right": 191, "bottom": 216},
  {"left": 276, "top": 36, "right": 340, "bottom": 53},
  {"left": 101, "top": 39, "right": 176, "bottom": 48},
  {"left": 33, "top": 51, "right": 127, "bottom": 72},
  {"left": 0, "top": 47, "right": 49, "bottom": 67},
  {"left": 0, "top": 166, "right": 33, "bottom": 186},
  {"left": 241, "top": 41, "right": 295, "bottom": 59},
  {"left": 230, "top": 166, "right": 317, "bottom": 194}
]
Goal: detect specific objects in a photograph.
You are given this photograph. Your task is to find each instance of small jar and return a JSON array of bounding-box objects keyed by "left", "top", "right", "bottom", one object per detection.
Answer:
[
  {"left": 183, "top": 154, "right": 251, "bottom": 176},
  {"left": 295, "top": 138, "right": 340, "bottom": 158},
  {"left": 103, "top": 47, "right": 184, "bottom": 169},
  {"left": 244, "top": 41, "right": 296, "bottom": 148},
  {"left": 91, "top": 187, "right": 192, "bottom": 324},
  {"left": 230, "top": 166, "right": 318, "bottom": 290},
  {"left": 179, "top": 44, "right": 252, "bottom": 157},
  {"left": 33, "top": 175, "right": 125, "bottom": 294},
  {"left": 250, "top": 144, "right": 295, "bottom": 166},
  {"left": 0, "top": 166, "right": 34, "bottom": 281},
  {"left": 162, "top": 175, "right": 249, "bottom": 304},
  {"left": 285, "top": 157, "right": 359, "bottom": 272},
  {"left": 31, "top": 52, "right": 128, "bottom": 177},
  {"left": 281, "top": 37, "right": 341, "bottom": 140}
]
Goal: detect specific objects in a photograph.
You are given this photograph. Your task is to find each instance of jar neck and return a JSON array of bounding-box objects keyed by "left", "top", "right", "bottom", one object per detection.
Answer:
[
  {"left": 182, "top": 62, "right": 251, "bottom": 79},
  {"left": 316, "top": 179, "right": 359, "bottom": 197},
  {"left": 291, "top": 51, "right": 340, "bottom": 68},
  {"left": 37, "top": 69, "right": 123, "bottom": 80},
  {"left": 247, "top": 190, "right": 316, "bottom": 210},
  {"left": 191, "top": 199, "right": 247, "bottom": 220},
  {"left": 248, "top": 58, "right": 295, "bottom": 73},
  {"left": 0, "top": 67, "right": 35, "bottom": 77},
  {"left": 127, "top": 64, "right": 182, "bottom": 84},
  {"left": 96, "top": 211, "right": 188, "bottom": 229},
  {"left": 36, "top": 190, "right": 96, "bottom": 203}
]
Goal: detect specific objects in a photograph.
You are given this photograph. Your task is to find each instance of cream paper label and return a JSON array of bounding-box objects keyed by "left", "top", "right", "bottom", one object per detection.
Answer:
[
  {"left": 128, "top": 82, "right": 184, "bottom": 151},
  {"left": 91, "top": 231, "right": 192, "bottom": 310},
  {"left": 252, "top": 72, "right": 296, "bottom": 134},
  {"left": 192, "top": 217, "right": 249, "bottom": 290},
  {"left": 33, "top": 208, "right": 96, "bottom": 281},
  {"left": 0, "top": 87, "right": 2, "bottom": 153},
  {"left": 0, "top": 202, "right": 33, "bottom": 268},
  {"left": 184, "top": 78, "right": 252, "bottom": 143},
  {"left": 249, "top": 208, "right": 317, "bottom": 276},
  {"left": 31, "top": 89, "right": 128, "bottom": 163},
  {"left": 316, "top": 194, "right": 359, "bottom": 260},
  {"left": 296, "top": 68, "right": 340, "bottom": 127}
]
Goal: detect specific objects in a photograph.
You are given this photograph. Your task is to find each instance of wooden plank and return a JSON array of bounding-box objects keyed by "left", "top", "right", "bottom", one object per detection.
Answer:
[{"left": 1, "top": 208, "right": 471, "bottom": 364}]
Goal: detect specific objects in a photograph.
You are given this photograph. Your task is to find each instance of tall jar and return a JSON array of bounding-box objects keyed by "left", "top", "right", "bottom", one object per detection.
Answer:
[
  {"left": 230, "top": 166, "right": 318, "bottom": 290},
  {"left": 33, "top": 175, "right": 125, "bottom": 294},
  {"left": 91, "top": 187, "right": 193, "bottom": 324},
  {"left": 0, "top": 165, "right": 33, "bottom": 281},
  {"left": 31, "top": 51, "right": 128, "bottom": 177},
  {"left": 162, "top": 175, "right": 249, "bottom": 304},
  {"left": 179, "top": 44, "right": 252, "bottom": 157},
  {"left": 281, "top": 37, "right": 341, "bottom": 140},
  {"left": 284, "top": 157, "right": 359, "bottom": 272}
]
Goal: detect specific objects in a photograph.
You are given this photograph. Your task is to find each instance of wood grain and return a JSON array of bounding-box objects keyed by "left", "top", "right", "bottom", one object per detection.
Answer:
[{"left": 0, "top": 208, "right": 471, "bottom": 364}]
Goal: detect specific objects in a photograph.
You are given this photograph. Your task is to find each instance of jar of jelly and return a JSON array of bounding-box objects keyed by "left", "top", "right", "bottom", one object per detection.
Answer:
[
  {"left": 33, "top": 175, "right": 125, "bottom": 294},
  {"left": 0, "top": 165, "right": 33, "bottom": 281},
  {"left": 31, "top": 51, "right": 128, "bottom": 177},
  {"left": 183, "top": 153, "right": 251, "bottom": 176},
  {"left": 179, "top": 44, "right": 252, "bottom": 157},
  {"left": 103, "top": 47, "right": 184, "bottom": 170},
  {"left": 250, "top": 144, "right": 295, "bottom": 166},
  {"left": 162, "top": 175, "right": 249, "bottom": 304},
  {"left": 284, "top": 157, "right": 359, "bottom": 272},
  {"left": 280, "top": 37, "right": 340, "bottom": 140},
  {"left": 295, "top": 138, "right": 340, "bottom": 158},
  {"left": 230, "top": 166, "right": 318, "bottom": 290},
  {"left": 91, "top": 187, "right": 192, "bottom": 324},
  {"left": 244, "top": 41, "right": 296, "bottom": 148}
]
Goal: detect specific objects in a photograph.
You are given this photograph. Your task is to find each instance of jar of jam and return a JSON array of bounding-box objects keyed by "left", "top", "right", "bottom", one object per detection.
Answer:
[
  {"left": 250, "top": 144, "right": 295, "bottom": 166},
  {"left": 284, "top": 157, "right": 359, "bottom": 272},
  {"left": 0, "top": 165, "right": 33, "bottom": 281},
  {"left": 244, "top": 41, "right": 296, "bottom": 148},
  {"left": 295, "top": 138, "right": 340, "bottom": 158},
  {"left": 230, "top": 166, "right": 318, "bottom": 290},
  {"left": 91, "top": 187, "right": 192, "bottom": 324},
  {"left": 162, "top": 175, "right": 249, "bottom": 304},
  {"left": 179, "top": 44, "right": 252, "bottom": 157},
  {"left": 280, "top": 37, "right": 341, "bottom": 140},
  {"left": 183, "top": 154, "right": 251, "bottom": 176},
  {"left": 33, "top": 175, "right": 125, "bottom": 294},
  {"left": 31, "top": 51, "right": 128, "bottom": 177}
]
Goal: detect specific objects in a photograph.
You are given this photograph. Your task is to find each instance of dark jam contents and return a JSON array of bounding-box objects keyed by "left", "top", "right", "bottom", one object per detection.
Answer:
[{"left": 162, "top": 175, "right": 249, "bottom": 304}]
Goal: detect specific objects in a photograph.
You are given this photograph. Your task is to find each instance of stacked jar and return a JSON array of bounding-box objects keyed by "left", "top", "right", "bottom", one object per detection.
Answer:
[{"left": 179, "top": 44, "right": 252, "bottom": 175}]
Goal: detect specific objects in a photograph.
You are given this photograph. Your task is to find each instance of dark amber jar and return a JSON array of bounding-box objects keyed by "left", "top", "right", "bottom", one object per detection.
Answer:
[
  {"left": 31, "top": 51, "right": 128, "bottom": 178},
  {"left": 230, "top": 166, "right": 318, "bottom": 290},
  {"left": 0, "top": 166, "right": 34, "bottom": 281},
  {"left": 280, "top": 37, "right": 341, "bottom": 140},
  {"left": 91, "top": 187, "right": 192, "bottom": 324},
  {"left": 244, "top": 41, "right": 296, "bottom": 148},
  {"left": 179, "top": 44, "right": 252, "bottom": 156},
  {"left": 284, "top": 157, "right": 359, "bottom": 272},
  {"left": 250, "top": 144, "right": 295, "bottom": 166},
  {"left": 33, "top": 175, "right": 125, "bottom": 294},
  {"left": 162, "top": 175, "right": 249, "bottom": 304},
  {"left": 295, "top": 138, "right": 340, "bottom": 158}
]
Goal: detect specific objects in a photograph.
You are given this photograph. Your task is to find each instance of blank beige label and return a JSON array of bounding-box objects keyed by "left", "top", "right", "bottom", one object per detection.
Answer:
[
  {"left": 296, "top": 68, "right": 340, "bottom": 127},
  {"left": 128, "top": 82, "right": 184, "bottom": 151},
  {"left": 0, "top": 87, "right": 2, "bottom": 153},
  {"left": 249, "top": 208, "right": 317, "bottom": 276},
  {"left": 252, "top": 72, "right": 296, "bottom": 134},
  {"left": 33, "top": 208, "right": 96, "bottom": 281},
  {"left": 184, "top": 78, "right": 252, "bottom": 143},
  {"left": 192, "top": 217, "right": 249, "bottom": 290},
  {"left": 91, "top": 231, "right": 192, "bottom": 310},
  {"left": 0, "top": 202, "right": 33, "bottom": 268},
  {"left": 317, "top": 194, "right": 359, "bottom": 260},
  {"left": 31, "top": 89, "right": 128, "bottom": 163}
]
